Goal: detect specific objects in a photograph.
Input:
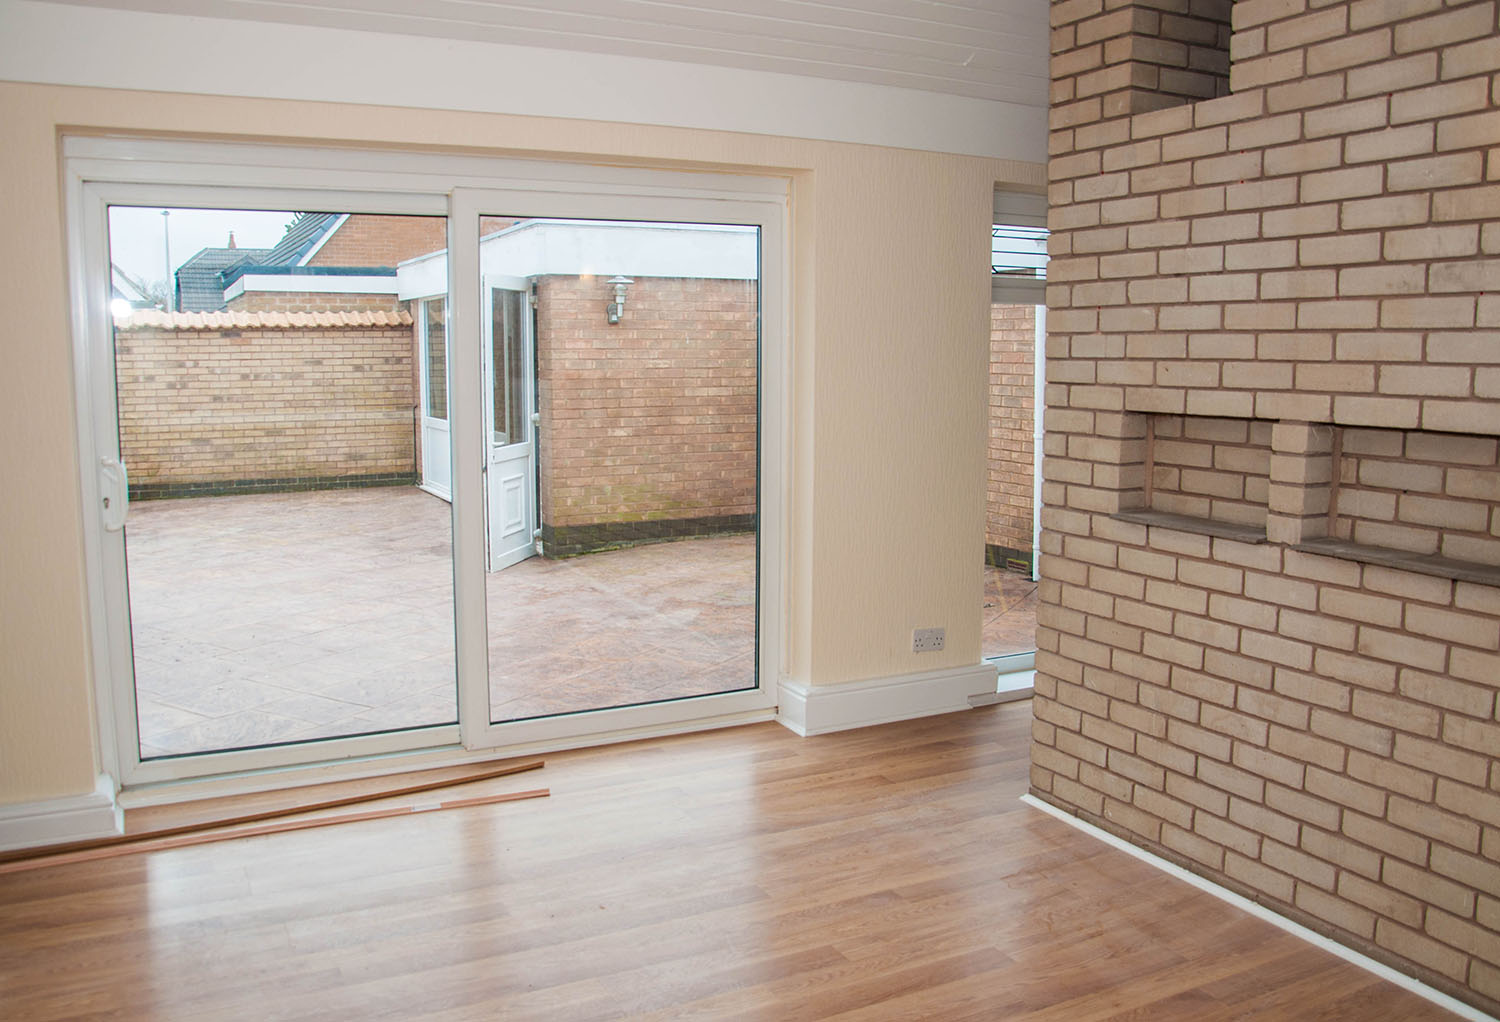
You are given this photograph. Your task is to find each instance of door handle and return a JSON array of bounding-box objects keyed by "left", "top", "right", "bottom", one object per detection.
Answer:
[{"left": 100, "top": 457, "right": 129, "bottom": 532}]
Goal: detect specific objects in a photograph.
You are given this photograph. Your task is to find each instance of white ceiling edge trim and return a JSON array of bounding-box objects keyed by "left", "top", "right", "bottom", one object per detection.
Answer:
[{"left": 0, "top": 0, "right": 1047, "bottom": 163}]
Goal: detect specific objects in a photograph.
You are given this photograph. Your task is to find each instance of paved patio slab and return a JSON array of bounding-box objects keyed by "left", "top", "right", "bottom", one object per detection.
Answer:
[
  {"left": 123, "top": 486, "right": 1036, "bottom": 760},
  {"left": 125, "top": 487, "right": 753, "bottom": 758}
]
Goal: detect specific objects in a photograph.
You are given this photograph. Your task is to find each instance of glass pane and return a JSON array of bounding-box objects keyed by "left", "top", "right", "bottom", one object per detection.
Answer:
[
  {"left": 492, "top": 288, "right": 526, "bottom": 445},
  {"left": 467, "top": 217, "right": 759, "bottom": 723},
  {"left": 983, "top": 297, "right": 1041, "bottom": 660},
  {"left": 107, "top": 206, "right": 458, "bottom": 759},
  {"left": 991, "top": 223, "right": 1049, "bottom": 281},
  {"left": 425, "top": 298, "right": 448, "bottom": 421}
]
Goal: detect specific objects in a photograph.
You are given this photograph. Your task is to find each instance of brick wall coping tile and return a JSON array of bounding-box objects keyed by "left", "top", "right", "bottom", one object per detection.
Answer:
[{"left": 113, "top": 309, "right": 414, "bottom": 330}]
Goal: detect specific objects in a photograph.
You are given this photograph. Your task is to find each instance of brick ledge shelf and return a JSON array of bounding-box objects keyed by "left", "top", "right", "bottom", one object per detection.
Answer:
[
  {"left": 1110, "top": 509, "right": 1268, "bottom": 545},
  {"left": 1293, "top": 537, "right": 1500, "bottom": 589}
]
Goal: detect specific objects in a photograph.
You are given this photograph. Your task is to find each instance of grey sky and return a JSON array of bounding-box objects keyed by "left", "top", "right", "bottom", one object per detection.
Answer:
[{"left": 107, "top": 206, "right": 298, "bottom": 289}]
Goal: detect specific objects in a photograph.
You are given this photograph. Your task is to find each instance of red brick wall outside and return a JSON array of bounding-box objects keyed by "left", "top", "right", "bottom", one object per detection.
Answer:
[
  {"left": 306, "top": 214, "right": 447, "bottom": 267},
  {"left": 113, "top": 313, "right": 416, "bottom": 493},
  {"left": 534, "top": 274, "right": 757, "bottom": 538},
  {"left": 1038, "top": 0, "right": 1500, "bottom": 1013},
  {"left": 988, "top": 303, "right": 1037, "bottom": 564},
  {"left": 225, "top": 292, "right": 403, "bottom": 314}
]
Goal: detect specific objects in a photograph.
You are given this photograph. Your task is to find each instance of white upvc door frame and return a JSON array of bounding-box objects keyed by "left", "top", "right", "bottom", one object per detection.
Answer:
[
  {"left": 68, "top": 175, "right": 459, "bottom": 789},
  {"left": 449, "top": 186, "right": 784, "bottom": 753},
  {"left": 63, "top": 136, "right": 788, "bottom": 790}
]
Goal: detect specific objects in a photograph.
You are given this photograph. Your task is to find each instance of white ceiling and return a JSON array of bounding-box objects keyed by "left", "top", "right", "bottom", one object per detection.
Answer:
[{"left": 45, "top": 0, "right": 1049, "bottom": 106}]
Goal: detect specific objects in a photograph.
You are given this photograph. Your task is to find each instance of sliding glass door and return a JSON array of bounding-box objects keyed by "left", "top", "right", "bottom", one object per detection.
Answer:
[
  {"left": 447, "top": 191, "right": 781, "bottom": 752},
  {"left": 66, "top": 140, "right": 785, "bottom": 785},
  {"left": 98, "top": 204, "right": 459, "bottom": 773}
]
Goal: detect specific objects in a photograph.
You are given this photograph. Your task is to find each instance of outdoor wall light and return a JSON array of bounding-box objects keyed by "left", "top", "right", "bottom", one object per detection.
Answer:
[{"left": 606, "top": 276, "right": 633, "bottom": 324}]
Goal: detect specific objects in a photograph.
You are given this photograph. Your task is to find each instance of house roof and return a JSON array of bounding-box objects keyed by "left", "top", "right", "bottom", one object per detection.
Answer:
[
  {"left": 111, "top": 263, "right": 157, "bottom": 308},
  {"left": 174, "top": 246, "right": 272, "bottom": 311},
  {"left": 261, "top": 212, "right": 343, "bottom": 266},
  {"left": 172, "top": 214, "right": 349, "bottom": 311}
]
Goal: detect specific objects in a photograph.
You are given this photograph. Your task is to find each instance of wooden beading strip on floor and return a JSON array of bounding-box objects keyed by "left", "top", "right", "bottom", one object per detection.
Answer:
[
  {"left": 0, "top": 757, "right": 545, "bottom": 865},
  {"left": 0, "top": 787, "right": 550, "bottom": 875}
]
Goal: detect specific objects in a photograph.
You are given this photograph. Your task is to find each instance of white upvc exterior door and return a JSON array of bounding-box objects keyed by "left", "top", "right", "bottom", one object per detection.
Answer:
[
  {"left": 418, "top": 296, "right": 453, "bottom": 501},
  {"left": 482, "top": 275, "right": 537, "bottom": 571}
]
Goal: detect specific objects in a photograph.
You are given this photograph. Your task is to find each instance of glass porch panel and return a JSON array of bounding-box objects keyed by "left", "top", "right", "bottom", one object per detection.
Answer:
[
  {"left": 107, "top": 206, "right": 458, "bottom": 759},
  {"left": 478, "top": 216, "right": 760, "bottom": 724},
  {"left": 492, "top": 288, "right": 526, "bottom": 445},
  {"left": 982, "top": 299, "right": 1040, "bottom": 661}
]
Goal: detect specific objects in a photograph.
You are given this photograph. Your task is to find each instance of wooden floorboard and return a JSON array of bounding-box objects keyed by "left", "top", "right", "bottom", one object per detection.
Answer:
[{"left": 0, "top": 704, "right": 1464, "bottom": 1020}]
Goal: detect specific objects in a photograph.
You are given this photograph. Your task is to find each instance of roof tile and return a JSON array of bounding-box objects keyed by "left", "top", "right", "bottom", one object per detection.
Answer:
[{"left": 114, "top": 309, "right": 414, "bottom": 330}]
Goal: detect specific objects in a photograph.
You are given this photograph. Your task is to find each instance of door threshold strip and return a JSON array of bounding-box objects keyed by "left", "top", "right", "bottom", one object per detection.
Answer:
[
  {"left": 0, "top": 786, "right": 549, "bottom": 875},
  {"left": 0, "top": 756, "right": 544, "bottom": 866}
]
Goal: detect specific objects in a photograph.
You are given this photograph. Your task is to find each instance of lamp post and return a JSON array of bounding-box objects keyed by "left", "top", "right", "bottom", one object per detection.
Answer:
[{"left": 161, "top": 210, "right": 171, "bottom": 311}]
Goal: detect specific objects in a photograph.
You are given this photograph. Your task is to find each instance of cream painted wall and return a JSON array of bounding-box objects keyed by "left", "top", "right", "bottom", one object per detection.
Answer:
[{"left": 0, "top": 81, "right": 1044, "bottom": 805}]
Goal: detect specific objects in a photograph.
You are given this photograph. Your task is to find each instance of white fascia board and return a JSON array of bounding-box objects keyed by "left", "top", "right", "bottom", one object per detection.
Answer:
[
  {"left": 0, "top": 0, "right": 1046, "bottom": 162},
  {"left": 399, "top": 254, "right": 446, "bottom": 302},
  {"left": 398, "top": 220, "right": 757, "bottom": 298},
  {"left": 234, "top": 275, "right": 400, "bottom": 295}
]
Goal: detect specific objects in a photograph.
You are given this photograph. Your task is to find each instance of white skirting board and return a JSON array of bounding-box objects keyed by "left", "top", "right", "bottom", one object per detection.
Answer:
[
  {"left": 1021, "top": 794, "right": 1498, "bottom": 1022},
  {"left": 777, "top": 661, "right": 1001, "bottom": 737},
  {"left": 970, "top": 668, "right": 1036, "bottom": 706},
  {"left": 0, "top": 774, "right": 123, "bottom": 853}
]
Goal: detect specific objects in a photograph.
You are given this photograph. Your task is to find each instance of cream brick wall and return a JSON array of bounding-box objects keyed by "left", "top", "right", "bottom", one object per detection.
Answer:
[
  {"left": 1038, "top": 0, "right": 1500, "bottom": 1013},
  {"left": 114, "top": 314, "right": 416, "bottom": 492}
]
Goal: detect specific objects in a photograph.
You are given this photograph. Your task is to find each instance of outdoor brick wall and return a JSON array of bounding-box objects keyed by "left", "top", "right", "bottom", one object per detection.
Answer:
[
  {"left": 113, "top": 310, "right": 417, "bottom": 496},
  {"left": 534, "top": 274, "right": 757, "bottom": 555},
  {"left": 225, "top": 292, "right": 402, "bottom": 314},
  {"left": 988, "top": 302, "right": 1037, "bottom": 569},
  {"left": 306, "top": 214, "right": 447, "bottom": 267},
  {"left": 1035, "top": 0, "right": 1500, "bottom": 1013}
]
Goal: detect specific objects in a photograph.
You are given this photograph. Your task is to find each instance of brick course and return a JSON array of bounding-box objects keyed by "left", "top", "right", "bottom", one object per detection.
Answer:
[{"left": 1037, "top": 0, "right": 1500, "bottom": 1013}]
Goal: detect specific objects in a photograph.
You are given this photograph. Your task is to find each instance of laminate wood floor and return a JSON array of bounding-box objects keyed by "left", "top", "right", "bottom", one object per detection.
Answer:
[{"left": 0, "top": 704, "right": 1462, "bottom": 1020}]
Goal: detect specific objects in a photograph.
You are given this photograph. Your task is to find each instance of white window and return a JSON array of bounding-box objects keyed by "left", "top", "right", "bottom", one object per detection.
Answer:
[{"left": 65, "top": 137, "right": 788, "bottom": 788}]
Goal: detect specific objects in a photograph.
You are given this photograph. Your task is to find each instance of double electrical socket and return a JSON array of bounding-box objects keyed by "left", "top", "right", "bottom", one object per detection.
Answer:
[{"left": 912, "top": 627, "right": 946, "bottom": 653}]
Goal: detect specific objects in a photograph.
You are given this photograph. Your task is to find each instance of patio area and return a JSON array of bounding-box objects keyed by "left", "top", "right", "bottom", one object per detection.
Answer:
[
  {"left": 125, "top": 487, "right": 755, "bottom": 758},
  {"left": 983, "top": 565, "right": 1038, "bottom": 662},
  {"left": 124, "top": 486, "right": 1038, "bottom": 760}
]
